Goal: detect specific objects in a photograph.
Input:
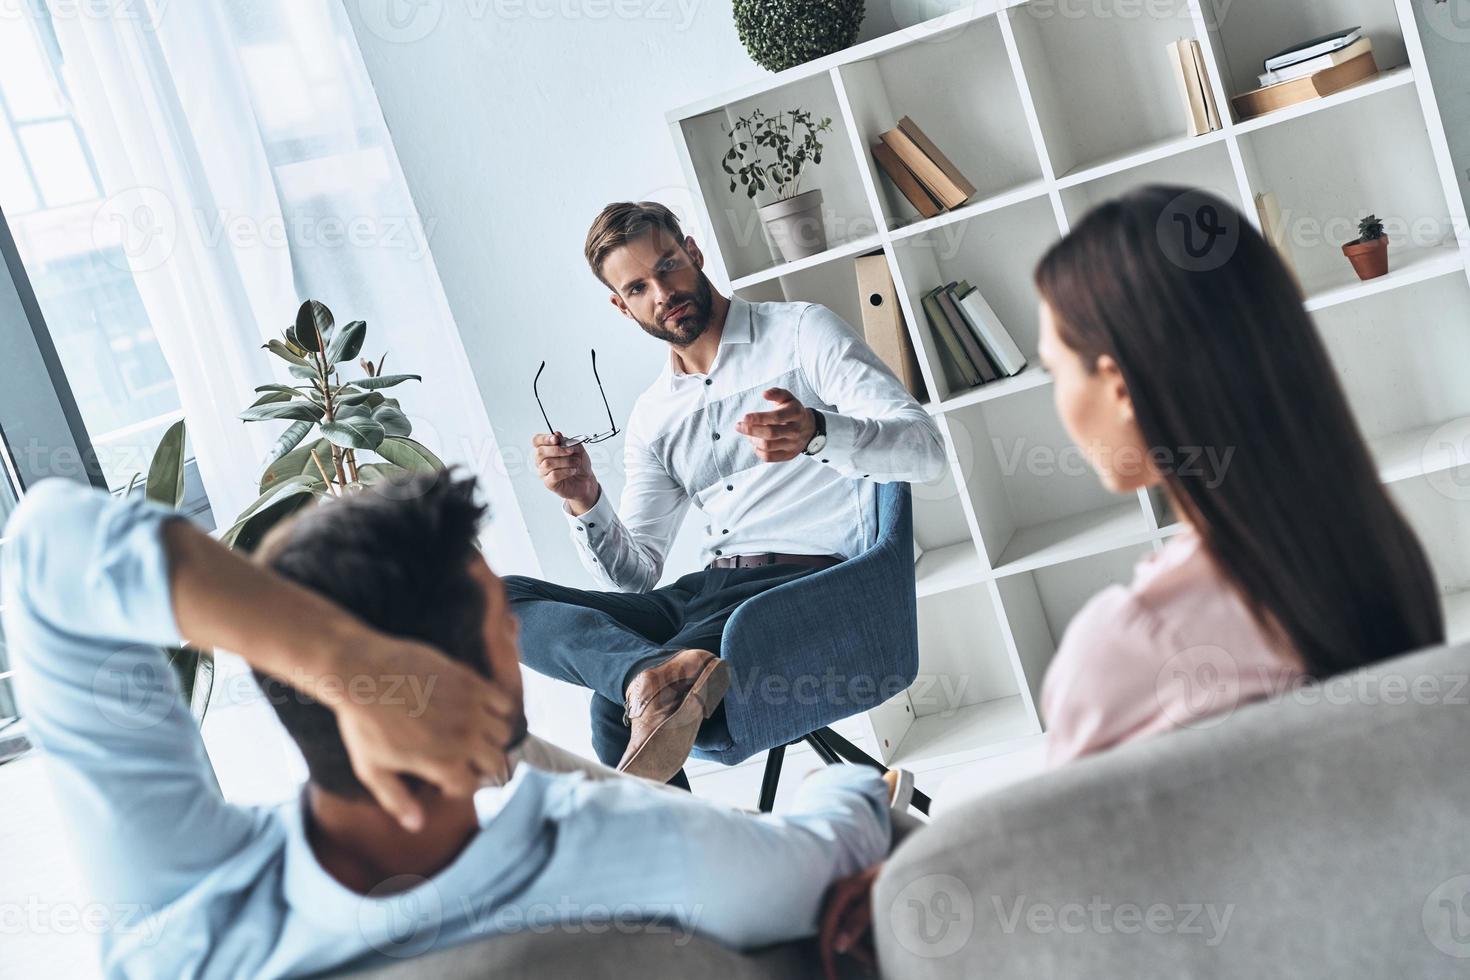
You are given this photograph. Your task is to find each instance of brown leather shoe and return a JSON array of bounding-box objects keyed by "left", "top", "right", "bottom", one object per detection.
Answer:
[{"left": 616, "top": 648, "right": 730, "bottom": 783}]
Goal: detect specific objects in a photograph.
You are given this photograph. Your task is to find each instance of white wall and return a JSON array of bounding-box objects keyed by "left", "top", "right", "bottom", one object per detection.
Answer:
[{"left": 343, "top": 0, "right": 959, "bottom": 589}]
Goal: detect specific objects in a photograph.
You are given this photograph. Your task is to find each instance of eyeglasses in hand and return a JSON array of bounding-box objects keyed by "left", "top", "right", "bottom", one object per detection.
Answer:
[{"left": 533, "top": 349, "right": 620, "bottom": 447}]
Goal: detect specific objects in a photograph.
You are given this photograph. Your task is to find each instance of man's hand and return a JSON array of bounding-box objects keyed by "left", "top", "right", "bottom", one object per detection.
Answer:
[
  {"left": 329, "top": 631, "right": 521, "bottom": 831},
  {"left": 533, "top": 432, "right": 601, "bottom": 515},
  {"left": 735, "top": 387, "right": 817, "bottom": 462},
  {"left": 820, "top": 863, "right": 882, "bottom": 980}
]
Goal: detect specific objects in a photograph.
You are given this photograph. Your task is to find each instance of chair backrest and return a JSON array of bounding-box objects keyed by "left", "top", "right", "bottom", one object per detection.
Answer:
[
  {"left": 874, "top": 640, "right": 1470, "bottom": 979},
  {"left": 695, "top": 481, "right": 919, "bottom": 765}
]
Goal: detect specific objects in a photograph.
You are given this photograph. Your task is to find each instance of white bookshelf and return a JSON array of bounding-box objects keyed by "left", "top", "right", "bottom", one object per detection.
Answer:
[{"left": 667, "top": 0, "right": 1470, "bottom": 771}]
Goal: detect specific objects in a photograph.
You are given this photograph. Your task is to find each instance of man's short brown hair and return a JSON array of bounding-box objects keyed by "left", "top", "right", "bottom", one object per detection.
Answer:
[{"left": 584, "top": 201, "right": 685, "bottom": 286}]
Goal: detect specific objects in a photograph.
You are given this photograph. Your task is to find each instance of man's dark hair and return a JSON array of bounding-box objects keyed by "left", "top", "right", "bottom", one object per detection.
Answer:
[
  {"left": 251, "top": 471, "right": 489, "bottom": 799},
  {"left": 584, "top": 200, "right": 686, "bottom": 287}
]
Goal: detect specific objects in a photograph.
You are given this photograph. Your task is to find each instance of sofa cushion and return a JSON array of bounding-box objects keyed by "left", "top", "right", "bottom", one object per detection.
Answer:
[{"left": 874, "top": 641, "right": 1470, "bottom": 978}]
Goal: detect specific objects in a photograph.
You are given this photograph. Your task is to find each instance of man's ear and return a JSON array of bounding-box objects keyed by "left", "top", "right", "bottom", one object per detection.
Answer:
[
  {"left": 684, "top": 236, "right": 704, "bottom": 270},
  {"left": 608, "top": 292, "right": 634, "bottom": 321}
]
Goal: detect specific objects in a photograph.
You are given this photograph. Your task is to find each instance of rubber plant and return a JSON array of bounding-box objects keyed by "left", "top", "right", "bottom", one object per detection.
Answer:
[
  {"left": 723, "top": 107, "right": 833, "bottom": 201},
  {"left": 125, "top": 417, "right": 214, "bottom": 721},
  {"left": 225, "top": 299, "right": 445, "bottom": 553}
]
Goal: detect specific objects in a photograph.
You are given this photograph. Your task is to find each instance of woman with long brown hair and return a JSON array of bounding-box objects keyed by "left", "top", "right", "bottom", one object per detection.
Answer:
[{"left": 819, "top": 185, "right": 1444, "bottom": 975}]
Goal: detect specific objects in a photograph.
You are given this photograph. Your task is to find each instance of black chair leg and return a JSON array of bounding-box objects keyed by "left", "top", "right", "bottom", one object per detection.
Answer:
[
  {"left": 809, "top": 727, "right": 932, "bottom": 816},
  {"left": 804, "top": 732, "right": 841, "bottom": 765},
  {"left": 758, "top": 743, "right": 786, "bottom": 813}
]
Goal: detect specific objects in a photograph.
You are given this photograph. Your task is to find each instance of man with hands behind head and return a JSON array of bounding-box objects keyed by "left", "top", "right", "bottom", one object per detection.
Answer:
[{"left": 509, "top": 201, "right": 946, "bottom": 787}]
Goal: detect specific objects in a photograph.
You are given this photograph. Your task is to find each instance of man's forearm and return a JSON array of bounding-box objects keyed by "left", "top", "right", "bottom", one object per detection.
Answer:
[{"left": 164, "top": 519, "right": 366, "bottom": 705}]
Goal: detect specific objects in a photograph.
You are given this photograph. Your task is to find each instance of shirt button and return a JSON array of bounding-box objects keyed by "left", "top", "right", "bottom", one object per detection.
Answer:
[
  {"left": 704, "top": 378, "right": 712, "bottom": 386},
  {"left": 821, "top": 458, "right": 829, "bottom": 464},
  {"left": 863, "top": 474, "right": 870, "bottom": 479},
  {"left": 714, "top": 549, "right": 723, "bottom": 556},
  {"left": 587, "top": 522, "right": 596, "bottom": 529},
  {"left": 722, "top": 529, "right": 729, "bottom": 534},
  {"left": 712, "top": 432, "right": 721, "bottom": 441},
  {"left": 726, "top": 484, "right": 734, "bottom": 491},
  {"left": 576, "top": 526, "right": 585, "bottom": 532}
]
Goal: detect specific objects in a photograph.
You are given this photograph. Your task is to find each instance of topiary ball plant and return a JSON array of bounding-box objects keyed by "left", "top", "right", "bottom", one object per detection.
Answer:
[{"left": 734, "top": 0, "right": 865, "bottom": 73}]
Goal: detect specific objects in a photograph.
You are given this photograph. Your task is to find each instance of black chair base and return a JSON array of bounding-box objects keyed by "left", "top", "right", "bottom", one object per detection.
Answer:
[{"left": 757, "top": 727, "right": 931, "bottom": 816}]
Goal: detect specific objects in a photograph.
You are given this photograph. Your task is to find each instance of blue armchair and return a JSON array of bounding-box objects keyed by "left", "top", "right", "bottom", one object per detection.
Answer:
[{"left": 691, "top": 481, "right": 928, "bottom": 812}]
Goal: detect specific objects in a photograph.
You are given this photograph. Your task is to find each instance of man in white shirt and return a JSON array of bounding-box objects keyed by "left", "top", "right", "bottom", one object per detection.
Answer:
[{"left": 509, "top": 201, "right": 946, "bottom": 786}]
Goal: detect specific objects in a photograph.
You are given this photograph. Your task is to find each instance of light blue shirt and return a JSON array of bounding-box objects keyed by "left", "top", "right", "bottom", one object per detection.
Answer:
[{"left": 3, "top": 480, "right": 891, "bottom": 979}]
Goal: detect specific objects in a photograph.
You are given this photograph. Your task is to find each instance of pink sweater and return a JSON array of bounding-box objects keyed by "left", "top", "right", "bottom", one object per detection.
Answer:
[{"left": 1040, "top": 527, "right": 1306, "bottom": 767}]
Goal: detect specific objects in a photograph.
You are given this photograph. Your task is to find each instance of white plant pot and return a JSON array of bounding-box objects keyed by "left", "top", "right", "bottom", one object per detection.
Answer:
[{"left": 759, "top": 188, "right": 828, "bottom": 262}]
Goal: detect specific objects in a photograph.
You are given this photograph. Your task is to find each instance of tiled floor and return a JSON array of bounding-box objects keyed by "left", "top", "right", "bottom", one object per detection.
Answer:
[{"left": 0, "top": 681, "right": 1048, "bottom": 979}]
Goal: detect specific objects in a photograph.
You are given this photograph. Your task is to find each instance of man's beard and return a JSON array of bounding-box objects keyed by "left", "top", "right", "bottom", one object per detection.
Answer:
[{"left": 636, "top": 271, "right": 715, "bottom": 347}]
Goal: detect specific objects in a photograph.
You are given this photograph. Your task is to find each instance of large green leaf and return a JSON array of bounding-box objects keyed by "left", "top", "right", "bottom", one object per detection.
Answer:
[
  {"left": 325, "top": 320, "right": 366, "bottom": 365},
  {"left": 264, "top": 338, "right": 311, "bottom": 368},
  {"left": 261, "top": 437, "right": 332, "bottom": 492},
  {"left": 248, "top": 390, "right": 295, "bottom": 409},
  {"left": 372, "top": 404, "right": 412, "bottom": 438},
  {"left": 288, "top": 361, "right": 321, "bottom": 381},
  {"left": 334, "top": 388, "right": 383, "bottom": 407},
  {"left": 263, "top": 419, "right": 315, "bottom": 469},
  {"left": 353, "top": 373, "right": 421, "bottom": 390},
  {"left": 221, "top": 485, "right": 318, "bottom": 554},
  {"left": 144, "top": 418, "right": 187, "bottom": 509},
  {"left": 321, "top": 417, "right": 386, "bottom": 451},
  {"left": 294, "top": 300, "right": 334, "bottom": 352},
  {"left": 232, "top": 475, "right": 322, "bottom": 526},
  {"left": 356, "top": 462, "right": 412, "bottom": 487},
  {"left": 239, "top": 400, "right": 324, "bottom": 423},
  {"left": 375, "top": 436, "right": 444, "bottom": 474}
]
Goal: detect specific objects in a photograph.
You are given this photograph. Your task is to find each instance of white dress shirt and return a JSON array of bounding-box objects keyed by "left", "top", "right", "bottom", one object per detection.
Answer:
[{"left": 566, "top": 297, "right": 946, "bottom": 592}]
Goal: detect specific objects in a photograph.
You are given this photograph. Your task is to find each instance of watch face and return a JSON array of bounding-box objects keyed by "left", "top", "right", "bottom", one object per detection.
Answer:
[{"left": 805, "top": 433, "right": 828, "bottom": 455}]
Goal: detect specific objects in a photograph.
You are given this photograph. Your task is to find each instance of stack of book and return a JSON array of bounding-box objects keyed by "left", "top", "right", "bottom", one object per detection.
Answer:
[
  {"left": 1231, "top": 29, "right": 1378, "bottom": 121},
  {"left": 920, "top": 281, "right": 1027, "bottom": 393},
  {"left": 871, "top": 116, "right": 976, "bottom": 220},
  {"left": 1166, "top": 39, "right": 1221, "bottom": 137}
]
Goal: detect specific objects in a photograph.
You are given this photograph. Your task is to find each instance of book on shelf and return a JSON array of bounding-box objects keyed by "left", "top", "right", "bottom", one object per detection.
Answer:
[
  {"left": 938, "top": 284, "right": 999, "bottom": 383},
  {"left": 872, "top": 141, "right": 943, "bottom": 219},
  {"left": 1264, "top": 27, "right": 1362, "bottom": 72},
  {"left": 955, "top": 282, "right": 1028, "bottom": 378},
  {"left": 879, "top": 117, "right": 973, "bottom": 211},
  {"left": 921, "top": 284, "right": 982, "bottom": 390},
  {"left": 1253, "top": 191, "right": 1299, "bottom": 280},
  {"left": 1258, "top": 36, "right": 1372, "bottom": 87},
  {"left": 1166, "top": 38, "right": 1220, "bottom": 137},
  {"left": 854, "top": 253, "right": 928, "bottom": 401},
  {"left": 1231, "top": 49, "right": 1379, "bottom": 120}
]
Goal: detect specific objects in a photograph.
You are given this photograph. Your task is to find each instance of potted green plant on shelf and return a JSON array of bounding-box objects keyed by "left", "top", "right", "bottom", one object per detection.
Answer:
[
  {"left": 1342, "top": 214, "right": 1389, "bottom": 281},
  {"left": 227, "top": 299, "right": 446, "bottom": 553},
  {"left": 724, "top": 106, "right": 834, "bottom": 263},
  {"left": 732, "top": 0, "right": 865, "bottom": 73}
]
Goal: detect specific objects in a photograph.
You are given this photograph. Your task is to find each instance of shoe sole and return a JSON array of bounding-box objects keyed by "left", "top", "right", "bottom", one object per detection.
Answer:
[{"left": 617, "top": 658, "right": 730, "bottom": 783}]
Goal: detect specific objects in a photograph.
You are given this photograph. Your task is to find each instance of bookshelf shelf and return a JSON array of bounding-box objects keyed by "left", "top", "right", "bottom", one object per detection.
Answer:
[
  {"left": 992, "top": 501, "right": 1153, "bottom": 579},
  {"left": 886, "top": 694, "right": 1037, "bottom": 770},
  {"left": 889, "top": 178, "right": 1051, "bottom": 242},
  {"left": 1370, "top": 416, "right": 1470, "bottom": 486},
  {"left": 925, "top": 364, "right": 1052, "bottom": 417},
  {"left": 728, "top": 233, "right": 884, "bottom": 291},
  {"left": 667, "top": 0, "right": 1470, "bottom": 775},
  {"left": 915, "top": 540, "right": 987, "bottom": 599},
  {"left": 1230, "top": 65, "right": 1416, "bottom": 137},
  {"left": 1300, "top": 244, "right": 1466, "bottom": 313}
]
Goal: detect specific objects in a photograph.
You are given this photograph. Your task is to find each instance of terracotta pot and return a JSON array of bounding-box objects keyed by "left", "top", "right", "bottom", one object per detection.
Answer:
[
  {"left": 759, "top": 188, "right": 827, "bottom": 262},
  {"left": 1342, "top": 234, "right": 1389, "bottom": 281}
]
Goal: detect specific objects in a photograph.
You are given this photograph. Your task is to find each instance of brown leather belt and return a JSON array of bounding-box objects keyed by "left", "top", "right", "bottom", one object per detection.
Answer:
[{"left": 707, "top": 552, "right": 845, "bottom": 571}]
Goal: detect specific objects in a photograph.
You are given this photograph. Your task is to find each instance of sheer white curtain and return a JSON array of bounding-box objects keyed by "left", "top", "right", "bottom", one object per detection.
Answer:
[{"left": 49, "top": 0, "right": 536, "bottom": 574}]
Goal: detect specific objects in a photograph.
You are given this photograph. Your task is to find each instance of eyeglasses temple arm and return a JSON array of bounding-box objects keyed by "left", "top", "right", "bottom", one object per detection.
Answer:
[
  {"left": 533, "top": 361, "right": 556, "bottom": 435},
  {"left": 590, "top": 349, "right": 618, "bottom": 434}
]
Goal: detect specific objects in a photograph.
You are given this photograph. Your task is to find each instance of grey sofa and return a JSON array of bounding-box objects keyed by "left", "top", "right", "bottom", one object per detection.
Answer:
[{"left": 354, "top": 641, "right": 1470, "bottom": 978}]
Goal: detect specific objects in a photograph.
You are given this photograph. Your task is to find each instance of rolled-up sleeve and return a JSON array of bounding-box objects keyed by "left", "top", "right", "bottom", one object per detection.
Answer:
[{"left": 796, "top": 304, "right": 947, "bottom": 484}]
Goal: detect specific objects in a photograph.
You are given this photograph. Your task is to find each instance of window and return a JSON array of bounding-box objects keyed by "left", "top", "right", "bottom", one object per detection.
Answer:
[{"left": 0, "top": 10, "right": 184, "bottom": 492}]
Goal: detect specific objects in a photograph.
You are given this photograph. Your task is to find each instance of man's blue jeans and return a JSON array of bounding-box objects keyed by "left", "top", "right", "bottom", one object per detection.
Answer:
[{"left": 506, "top": 564, "right": 821, "bottom": 782}]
